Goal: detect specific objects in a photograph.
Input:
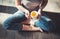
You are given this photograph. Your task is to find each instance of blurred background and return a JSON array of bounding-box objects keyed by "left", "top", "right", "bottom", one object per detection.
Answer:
[{"left": 0, "top": 0, "right": 60, "bottom": 39}]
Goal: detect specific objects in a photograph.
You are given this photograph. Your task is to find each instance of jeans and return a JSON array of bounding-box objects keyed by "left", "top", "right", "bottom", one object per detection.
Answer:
[
  {"left": 2, "top": 11, "right": 54, "bottom": 32},
  {"left": 35, "top": 16, "right": 54, "bottom": 31},
  {"left": 2, "top": 11, "right": 27, "bottom": 30}
]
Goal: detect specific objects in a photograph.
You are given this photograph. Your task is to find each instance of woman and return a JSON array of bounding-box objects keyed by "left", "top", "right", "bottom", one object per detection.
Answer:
[{"left": 2, "top": 0, "right": 54, "bottom": 32}]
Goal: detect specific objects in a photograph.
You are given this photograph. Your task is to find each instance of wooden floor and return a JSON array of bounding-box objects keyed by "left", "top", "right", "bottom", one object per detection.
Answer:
[{"left": 0, "top": 29, "right": 60, "bottom": 39}]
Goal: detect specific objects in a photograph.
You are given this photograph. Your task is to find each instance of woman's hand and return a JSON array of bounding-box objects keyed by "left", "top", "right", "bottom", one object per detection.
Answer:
[
  {"left": 37, "top": 9, "right": 41, "bottom": 19},
  {"left": 24, "top": 10, "right": 30, "bottom": 18},
  {"left": 21, "top": 10, "right": 31, "bottom": 24}
]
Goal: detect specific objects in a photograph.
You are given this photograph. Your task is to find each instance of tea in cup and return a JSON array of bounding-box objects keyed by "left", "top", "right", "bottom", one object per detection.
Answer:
[{"left": 31, "top": 11, "right": 38, "bottom": 18}]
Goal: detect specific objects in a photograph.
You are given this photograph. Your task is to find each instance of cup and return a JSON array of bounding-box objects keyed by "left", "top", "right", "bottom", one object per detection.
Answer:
[{"left": 31, "top": 11, "right": 38, "bottom": 19}]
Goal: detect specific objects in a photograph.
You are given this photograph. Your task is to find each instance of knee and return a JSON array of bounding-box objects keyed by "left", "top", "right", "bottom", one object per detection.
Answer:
[
  {"left": 41, "top": 16, "right": 52, "bottom": 22},
  {"left": 2, "top": 20, "right": 9, "bottom": 30}
]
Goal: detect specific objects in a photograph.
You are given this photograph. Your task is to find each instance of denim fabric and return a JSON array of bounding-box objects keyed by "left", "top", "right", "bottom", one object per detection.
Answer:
[
  {"left": 2, "top": 11, "right": 54, "bottom": 31},
  {"left": 2, "top": 11, "right": 27, "bottom": 30},
  {"left": 35, "top": 16, "right": 54, "bottom": 31}
]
